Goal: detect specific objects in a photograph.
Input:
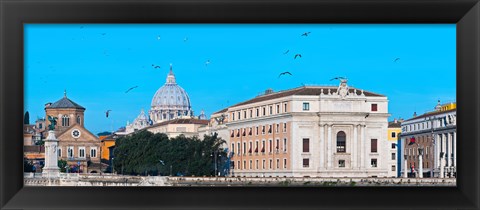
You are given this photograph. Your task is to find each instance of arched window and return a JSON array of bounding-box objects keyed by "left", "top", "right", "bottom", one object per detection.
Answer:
[
  {"left": 336, "top": 131, "right": 346, "bottom": 153},
  {"left": 62, "top": 115, "right": 70, "bottom": 127},
  {"left": 76, "top": 116, "right": 81, "bottom": 125}
]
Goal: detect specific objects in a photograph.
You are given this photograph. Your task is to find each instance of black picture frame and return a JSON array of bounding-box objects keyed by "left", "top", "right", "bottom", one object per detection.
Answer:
[{"left": 1, "top": 0, "right": 479, "bottom": 209}]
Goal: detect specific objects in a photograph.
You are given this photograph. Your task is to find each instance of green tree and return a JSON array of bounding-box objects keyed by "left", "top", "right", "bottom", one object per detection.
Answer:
[
  {"left": 58, "top": 159, "right": 67, "bottom": 172},
  {"left": 113, "top": 130, "right": 226, "bottom": 176},
  {"left": 24, "top": 111, "right": 30, "bottom": 125}
]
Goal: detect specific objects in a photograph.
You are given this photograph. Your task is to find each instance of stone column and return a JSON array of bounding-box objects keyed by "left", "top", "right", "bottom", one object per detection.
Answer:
[
  {"left": 439, "top": 152, "right": 444, "bottom": 178},
  {"left": 42, "top": 130, "right": 60, "bottom": 178},
  {"left": 403, "top": 155, "right": 408, "bottom": 178},
  {"left": 360, "top": 125, "right": 365, "bottom": 169},
  {"left": 319, "top": 124, "right": 325, "bottom": 169},
  {"left": 434, "top": 134, "right": 439, "bottom": 168},
  {"left": 418, "top": 148, "right": 423, "bottom": 178},
  {"left": 327, "top": 124, "right": 332, "bottom": 168},
  {"left": 446, "top": 133, "right": 451, "bottom": 167},
  {"left": 453, "top": 132, "right": 456, "bottom": 167},
  {"left": 352, "top": 124, "right": 358, "bottom": 169}
]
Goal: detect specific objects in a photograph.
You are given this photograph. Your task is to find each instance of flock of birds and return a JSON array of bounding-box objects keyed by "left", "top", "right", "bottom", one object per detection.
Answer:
[
  {"left": 70, "top": 27, "right": 402, "bottom": 119},
  {"left": 277, "top": 31, "right": 311, "bottom": 78}
]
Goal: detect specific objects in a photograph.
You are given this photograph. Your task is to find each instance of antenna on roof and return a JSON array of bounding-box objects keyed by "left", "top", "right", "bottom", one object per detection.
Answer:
[{"left": 64, "top": 89, "right": 67, "bottom": 98}]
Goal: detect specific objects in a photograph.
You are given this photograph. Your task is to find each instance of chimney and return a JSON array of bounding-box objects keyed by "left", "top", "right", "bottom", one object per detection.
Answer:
[{"left": 265, "top": 88, "right": 274, "bottom": 95}]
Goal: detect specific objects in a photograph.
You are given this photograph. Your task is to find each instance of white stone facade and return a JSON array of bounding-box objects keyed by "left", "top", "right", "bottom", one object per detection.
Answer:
[{"left": 225, "top": 81, "right": 390, "bottom": 178}]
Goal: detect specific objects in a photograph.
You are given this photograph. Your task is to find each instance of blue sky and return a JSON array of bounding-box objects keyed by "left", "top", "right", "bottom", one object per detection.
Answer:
[{"left": 25, "top": 24, "right": 456, "bottom": 135}]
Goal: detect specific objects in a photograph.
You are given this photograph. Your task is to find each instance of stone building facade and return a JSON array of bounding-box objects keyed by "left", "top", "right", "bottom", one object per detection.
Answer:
[
  {"left": 224, "top": 79, "right": 390, "bottom": 178},
  {"left": 400, "top": 101, "right": 456, "bottom": 178},
  {"left": 44, "top": 92, "right": 102, "bottom": 173}
]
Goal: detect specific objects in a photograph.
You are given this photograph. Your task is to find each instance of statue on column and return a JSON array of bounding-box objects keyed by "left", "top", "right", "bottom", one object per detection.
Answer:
[{"left": 47, "top": 116, "right": 58, "bottom": 130}]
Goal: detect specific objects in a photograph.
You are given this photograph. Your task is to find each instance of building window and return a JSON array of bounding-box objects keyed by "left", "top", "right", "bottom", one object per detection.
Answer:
[
  {"left": 284, "top": 103, "right": 287, "bottom": 112},
  {"left": 276, "top": 105, "right": 280, "bottom": 113},
  {"left": 371, "top": 139, "right": 378, "bottom": 153},
  {"left": 392, "top": 165, "right": 396, "bottom": 171},
  {"left": 238, "top": 112, "right": 241, "bottom": 120},
  {"left": 231, "top": 143, "right": 235, "bottom": 155},
  {"left": 256, "top": 160, "right": 259, "bottom": 169},
  {"left": 58, "top": 148, "right": 62, "bottom": 157},
  {"left": 339, "top": 160, "right": 345, "bottom": 168},
  {"left": 269, "top": 159, "right": 273, "bottom": 169},
  {"left": 336, "top": 131, "right": 346, "bottom": 153},
  {"left": 283, "top": 138, "right": 287, "bottom": 152},
  {"left": 62, "top": 115, "right": 70, "bottom": 127},
  {"left": 268, "top": 125, "right": 272, "bottom": 133},
  {"left": 237, "top": 143, "right": 240, "bottom": 155},
  {"left": 371, "top": 159, "right": 377, "bottom": 167},
  {"left": 371, "top": 104, "right": 378, "bottom": 111},
  {"left": 244, "top": 111, "right": 247, "bottom": 119},
  {"left": 76, "top": 116, "right": 81, "bottom": 124},
  {"left": 269, "top": 106, "right": 273, "bottom": 115},
  {"left": 79, "top": 147, "right": 85, "bottom": 158},
  {"left": 284, "top": 159, "right": 287, "bottom": 169},
  {"left": 283, "top": 123, "right": 287, "bottom": 132},
  {"left": 262, "top": 126, "right": 266, "bottom": 135},
  {"left": 392, "top": 143, "right": 396, "bottom": 149},
  {"left": 303, "top": 159, "right": 309, "bottom": 167},
  {"left": 90, "top": 148, "right": 97, "bottom": 158},
  {"left": 249, "top": 142, "right": 253, "bottom": 154},
  {"left": 232, "top": 113, "right": 235, "bottom": 121},
  {"left": 276, "top": 124, "right": 279, "bottom": 133},
  {"left": 391, "top": 132, "right": 396, "bottom": 138},
  {"left": 68, "top": 147, "right": 74, "bottom": 158},
  {"left": 249, "top": 160, "right": 252, "bottom": 169},
  {"left": 39, "top": 123, "right": 42, "bottom": 129},
  {"left": 256, "top": 108, "right": 259, "bottom": 117},
  {"left": 276, "top": 139, "right": 279, "bottom": 151},
  {"left": 263, "top": 159, "right": 266, "bottom": 169},
  {"left": 303, "top": 138, "right": 309, "bottom": 153},
  {"left": 250, "top": 110, "right": 252, "bottom": 118},
  {"left": 269, "top": 140, "right": 273, "bottom": 153},
  {"left": 243, "top": 142, "right": 246, "bottom": 154},
  {"left": 391, "top": 153, "right": 396, "bottom": 160},
  {"left": 262, "top": 141, "right": 265, "bottom": 153},
  {"left": 255, "top": 141, "right": 259, "bottom": 153},
  {"left": 238, "top": 161, "right": 240, "bottom": 170},
  {"left": 276, "top": 159, "right": 280, "bottom": 169},
  {"left": 303, "top": 102, "right": 310, "bottom": 111},
  {"left": 263, "top": 107, "right": 266, "bottom": 116}
]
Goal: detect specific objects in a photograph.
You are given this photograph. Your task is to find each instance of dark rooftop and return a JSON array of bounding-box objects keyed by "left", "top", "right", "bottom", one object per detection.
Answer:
[
  {"left": 229, "top": 86, "right": 384, "bottom": 108},
  {"left": 47, "top": 96, "right": 85, "bottom": 110},
  {"left": 149, "top": 118, "right": 209, "bottom": 128}
]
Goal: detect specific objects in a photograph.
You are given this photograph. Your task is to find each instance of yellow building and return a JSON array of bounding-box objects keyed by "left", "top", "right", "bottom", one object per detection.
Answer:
[
  {"left": 388, "top": 119, "right": 402, "bottom": 177},
  {"left": 100, "top": 135, "right": 117, "bottom": 161}
]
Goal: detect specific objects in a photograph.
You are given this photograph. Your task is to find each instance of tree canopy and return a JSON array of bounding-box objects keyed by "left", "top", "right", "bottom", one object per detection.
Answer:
[{"left": 112, "top": 131, "right": 227, "bottom": 176}]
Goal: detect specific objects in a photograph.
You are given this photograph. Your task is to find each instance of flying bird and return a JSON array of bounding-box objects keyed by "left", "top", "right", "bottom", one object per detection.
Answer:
[
  {"left": 394, "top": 58, "right": 400, "bottom": 62},
  {"left": 125, "top": 86, "right": 138, "bottom": 93},
  {"left": 330, "top": 77, "right": 347, "bottom": 81},
  {"left": 294, "top": 54, "right": 302, "bottom": 59},
  {"left": 278, "top": 72, "right": 292, "bottom": 78},
  {"left": 365, "top": 113, "right": 370, "bottom": 118},
  {"left": 105, "top": 110, "right": 112, "bottom": 118},
  {"left": 205, "top": 60, "right": 210, "bottom": 66},
  {"left": 184, "top": 37, "right": 188, "bottom": 42},
  {"left": 157, "top": 35, "right": 161, "bottom": 40},
  {"left": 301, "top": 32, "right": 311, "bottom": 36},
  {"left": 151, "top": 64, "right": 161, "bottom": 69},
  {"left": 283, "top": 50, "right": 290, "bottom": 55},
  {"left": 159, "top": 160, "right": 165, "bottom": 165}
]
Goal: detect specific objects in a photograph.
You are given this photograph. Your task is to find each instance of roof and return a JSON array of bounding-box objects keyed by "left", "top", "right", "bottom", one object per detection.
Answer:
[
  {"left": 388, "top": 121, "right": 402, "bottom": 128},
  {"left": 407, "top": 108, "right": 457, "bottom": 121},
  {"left": 149, "top": 118, "right": 209, "bottom": 128},
  {"left": 47, "top": 96, "right": 85, "bottom": 110},
  {"left": 212, "top": 108, "right": 228, "bottom": 115},
  {"left": 229, "top": 86, "right": 384, "bottom": 108}
]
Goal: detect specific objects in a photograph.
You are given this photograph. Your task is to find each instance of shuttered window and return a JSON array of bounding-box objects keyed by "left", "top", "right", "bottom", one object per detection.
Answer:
[
  {"left": 371, "top": 139, "right": 378, "bottom": 153},
  {"left": 303, "top": 138, "right": 309, "bottom": 153}
]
